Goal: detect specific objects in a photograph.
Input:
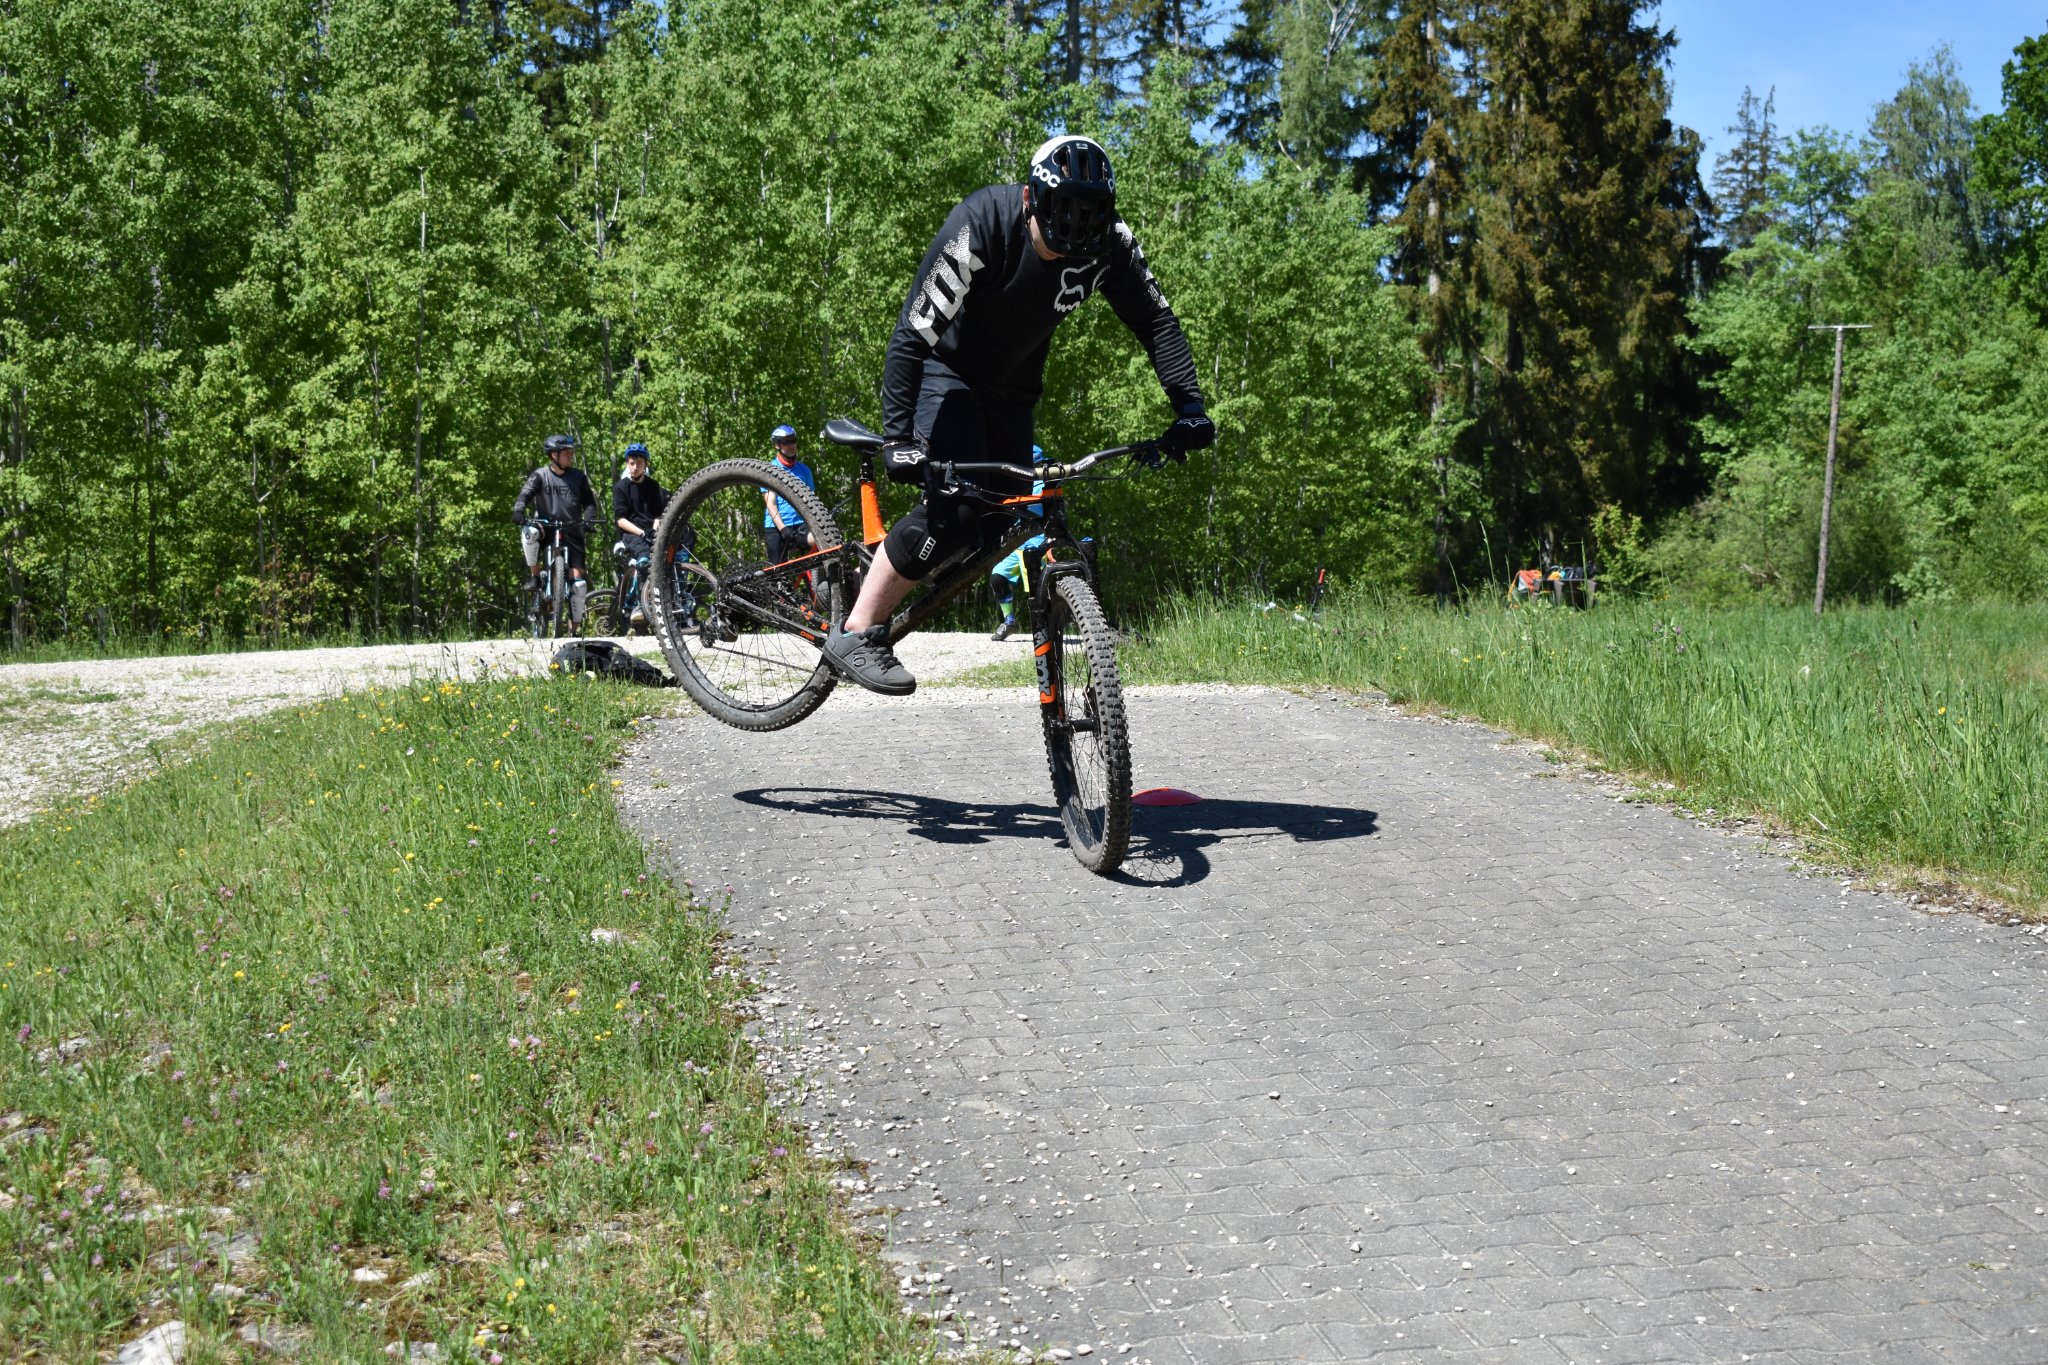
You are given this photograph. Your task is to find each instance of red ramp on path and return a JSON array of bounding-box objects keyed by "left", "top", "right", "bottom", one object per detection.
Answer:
[{"left": 1132, "top": 787, "right": 1202, "bottom": 807}]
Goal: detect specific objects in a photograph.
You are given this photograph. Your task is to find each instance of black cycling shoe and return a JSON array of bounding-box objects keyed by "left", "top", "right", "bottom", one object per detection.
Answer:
[
  {"left": 991, "top": 617, "right": 1017, "bottom": 642},
  {"left": 821, "top": 624, "right": 916, "bottom": 696}
]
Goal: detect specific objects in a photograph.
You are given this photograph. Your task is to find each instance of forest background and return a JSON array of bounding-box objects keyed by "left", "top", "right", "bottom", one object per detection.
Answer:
[{"left": 3, "top": 0, "right": 2046, "bottom": 648}]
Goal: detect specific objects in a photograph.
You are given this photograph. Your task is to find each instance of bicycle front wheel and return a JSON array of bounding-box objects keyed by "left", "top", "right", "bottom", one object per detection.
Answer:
[
  {"left": 547, "top": 560, "right": 569, "bottom": 640},
  {"left": 646, "top": 459, "right": 843, "bottom": 731},
  {"left": 1038, "top": 573, "right": 1132, "bottom": 874},
  {"left": 582, "top": 588, "right": 618, "bottom": 637}
]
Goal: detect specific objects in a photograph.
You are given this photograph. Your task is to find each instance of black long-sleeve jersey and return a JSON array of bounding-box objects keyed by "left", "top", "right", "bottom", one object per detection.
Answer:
[
  {"left": 879, "top": 184, "right": 1204, "bottom": 443},
  {"left": 511, "top": 464, "right": 597, "bottom": 526},
  {"left": 612, "top": 475, "right": 667, "bottom": 533}
]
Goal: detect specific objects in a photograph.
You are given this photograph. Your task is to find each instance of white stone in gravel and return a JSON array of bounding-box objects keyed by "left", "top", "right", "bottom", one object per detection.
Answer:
[{"left": 117, "top": 1322, "right": 187, "bottom": 1365}]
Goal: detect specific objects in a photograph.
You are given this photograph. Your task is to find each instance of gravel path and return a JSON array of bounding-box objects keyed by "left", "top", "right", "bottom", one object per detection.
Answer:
[
  {"left": 621, "top": 683, "right": 2048, "bottom": 1364},
  {"left": 0, "top": 632, "right": 1016, "bottom": 827}
]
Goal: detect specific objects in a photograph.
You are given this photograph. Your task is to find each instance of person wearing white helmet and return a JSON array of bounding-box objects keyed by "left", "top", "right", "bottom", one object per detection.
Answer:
[{"left": 819, "top": 133, "right": 1215, "bottom": 696}]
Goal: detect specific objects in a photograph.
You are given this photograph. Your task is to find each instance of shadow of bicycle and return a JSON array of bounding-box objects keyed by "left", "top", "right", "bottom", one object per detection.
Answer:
[{"left": 731, "top": 787, "right": 1378, "bottom": 888}]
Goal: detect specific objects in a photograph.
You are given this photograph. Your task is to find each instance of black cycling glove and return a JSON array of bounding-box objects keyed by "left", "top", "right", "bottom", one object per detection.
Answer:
[
  {"left": 1160, "top": 407, "right": 1216, "bottom": 459},
  {"left": 882, "top": 439, "right": 929, "bottom": 486}
]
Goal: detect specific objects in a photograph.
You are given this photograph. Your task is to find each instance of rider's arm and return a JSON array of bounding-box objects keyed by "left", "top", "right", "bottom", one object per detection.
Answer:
[
  {"left": 1097, "top": 223, "right": 1205, "bottom": 415},
  {"left": 512, "top": 469, "right": 541, "bottom": 524},
  {"left": 614, "top": 478, "right": 641, "bottom": 537},
  {"left": 576, "top": 471, "right": 598, "bottom": 525},
  {"left": 763, "top": 489, "right": 788, "bottom": 530},
  {"left": 879, "top": 193, "right": 996, "bottom": 443}
]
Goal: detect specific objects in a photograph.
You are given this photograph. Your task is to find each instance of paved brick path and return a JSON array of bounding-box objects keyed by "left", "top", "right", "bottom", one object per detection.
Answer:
[{"left": 621, "top": 677, "right": 2048, "bottom": 1364}]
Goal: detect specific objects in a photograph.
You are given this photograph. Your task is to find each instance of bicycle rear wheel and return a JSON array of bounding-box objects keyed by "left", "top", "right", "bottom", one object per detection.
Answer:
[
  {"left": 1038, "top": 573, "right": 1131, "bottom": 874},
  {"left": 646, "top": 458, "right": 843, "bottom": 731}
]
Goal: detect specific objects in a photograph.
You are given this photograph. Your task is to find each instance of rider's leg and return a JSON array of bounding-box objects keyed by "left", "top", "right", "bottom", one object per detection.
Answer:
[
  {"left": 989, "top": 572, "right": 1017, "bottom": 639},
  {"left": 566, "top": 538, "right": 590, "bottom": 624},
  {"left": 845, "top": 552, "right": 917, "bottom": 632},
  {"left": 826, "top": 372, "right": 1028, "bottom": 693}
]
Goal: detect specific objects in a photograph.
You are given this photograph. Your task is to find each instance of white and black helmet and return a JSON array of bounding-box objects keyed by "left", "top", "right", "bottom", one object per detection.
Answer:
[{"left": 1028, "top": 135, "right": 1116, "bottom": 259}]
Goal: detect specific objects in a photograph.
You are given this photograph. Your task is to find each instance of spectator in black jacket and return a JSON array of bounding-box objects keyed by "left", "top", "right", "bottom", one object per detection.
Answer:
[
  {"left": 612, "top": 442, "right": 667, "bottom": 625},
  {"left": 512, "top": 433, "right": 599, "bottom": 627}
]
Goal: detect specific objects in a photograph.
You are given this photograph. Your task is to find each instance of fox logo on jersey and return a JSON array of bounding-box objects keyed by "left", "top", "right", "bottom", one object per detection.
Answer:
[
  {"left": 1054, "top": 261, "right": 1108, "bottom": 315},
  {"left": 908, "top": 226, "right": 986, "bottom": 346}
]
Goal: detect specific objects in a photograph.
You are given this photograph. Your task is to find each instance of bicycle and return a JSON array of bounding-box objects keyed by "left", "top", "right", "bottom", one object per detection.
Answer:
[
  {"left": 581, "top": 541, "right": 653, "bottom": 638},
  {"left": 644, "top": 418, "right": 1165, "bottom": 875},
  {"left": 523, "top": 517, "right": 593, "bottom": 640}
]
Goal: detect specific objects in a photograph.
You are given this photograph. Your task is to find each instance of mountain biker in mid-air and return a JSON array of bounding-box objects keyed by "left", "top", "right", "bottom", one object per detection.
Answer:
[
  {"left": 818, "top": 133, "right": 1215, "bottom": 696},
  {"left": 513, "top": 433, "right": 599, "bottom": 629},
  {"left": 612, "top": 442, "right": 667, "bottom": 627}
]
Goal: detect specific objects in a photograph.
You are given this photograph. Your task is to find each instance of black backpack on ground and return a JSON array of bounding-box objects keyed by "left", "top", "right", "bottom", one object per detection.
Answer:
[{"left": 550, "top": 639, "right": 676, "bottom": 688}]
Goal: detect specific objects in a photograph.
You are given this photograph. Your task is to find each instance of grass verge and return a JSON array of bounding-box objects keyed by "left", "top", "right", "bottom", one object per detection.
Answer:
[
  {"left": 1125, "top": 597, "right": 2048, "bottom": 912},
  {"left": 0, "top": 674, "right": 941, "bottom": 1362}
]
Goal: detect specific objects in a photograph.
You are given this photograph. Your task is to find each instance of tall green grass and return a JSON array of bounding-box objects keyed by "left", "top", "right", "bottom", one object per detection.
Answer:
[
  {"left": 1131, "top": 598, "right": 2048, "bottom": 909},
  {"left": 0, "top": 677, "right": 937, "bottom": 1361}
]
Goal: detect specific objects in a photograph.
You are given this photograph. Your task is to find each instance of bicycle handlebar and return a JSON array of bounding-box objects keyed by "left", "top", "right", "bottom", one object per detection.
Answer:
[{"left": 942, "top": 440, "right": 1163, "bottom": 487}]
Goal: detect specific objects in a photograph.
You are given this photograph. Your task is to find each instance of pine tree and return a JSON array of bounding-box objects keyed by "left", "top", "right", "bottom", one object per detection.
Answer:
[
  {"left": 1713, "top": 85, "right": 1778, "bottom": 250},
  {"left": 1466, "top": 0, "right": 1706, "bottom": 555},
  {"left": 1373, "top": 0, "right": 1476, "bottom": 594}
]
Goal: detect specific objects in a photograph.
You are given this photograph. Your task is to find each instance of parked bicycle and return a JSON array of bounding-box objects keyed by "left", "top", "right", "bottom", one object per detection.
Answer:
[
  {"left": 644, "top": 418, "right": 1163, "bottom": 875},
  {"left": 581, "top": 541, "right": 651, "bottom": 638},
  {"left": 524, "top": 517, "right": 593, "bottom": 640}
]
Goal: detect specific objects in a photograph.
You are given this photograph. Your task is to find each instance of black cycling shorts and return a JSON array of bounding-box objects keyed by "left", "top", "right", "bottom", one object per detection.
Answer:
[
  {"left": 882, "top": 368, "right": 1033, "bottom": 581},
  {"left": 534, "top": 530, "right": 588, "bottom": 574},
  {"left": 764, "top": 521, "right": 812, "bottom": 565}
]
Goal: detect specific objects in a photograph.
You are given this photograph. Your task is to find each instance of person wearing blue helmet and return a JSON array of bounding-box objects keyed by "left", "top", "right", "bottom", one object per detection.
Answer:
[
  {"left": 762, "top": 424, "right": 817, "bottom": 562},
  {"left": 986, "top": 445, "right": 1050, "bottom": 640},
  {"left": 612, "top": 443, "right": 667, "bottom": 625}
]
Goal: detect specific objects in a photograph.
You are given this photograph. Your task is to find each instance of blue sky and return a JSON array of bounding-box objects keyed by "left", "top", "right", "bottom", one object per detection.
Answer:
[{"left": 1655, "top": 0, "right": 2043, "bottom": 168}]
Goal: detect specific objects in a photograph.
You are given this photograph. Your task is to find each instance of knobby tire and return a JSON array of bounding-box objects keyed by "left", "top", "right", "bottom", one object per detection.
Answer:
[
  {"left": 646, "top": 458, "right": 843, "bottom": 732},
  {"left": 1039, "top": 573, "right": 1132, "bottom": 874},
  {"left": 583, "top": 588, "right": 618, "bottom": 638}
]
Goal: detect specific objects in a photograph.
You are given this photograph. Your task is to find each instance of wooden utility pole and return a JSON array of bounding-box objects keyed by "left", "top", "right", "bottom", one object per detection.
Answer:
[{"left": 1808, "top": 323, "right": 1869, "bottom": 617}]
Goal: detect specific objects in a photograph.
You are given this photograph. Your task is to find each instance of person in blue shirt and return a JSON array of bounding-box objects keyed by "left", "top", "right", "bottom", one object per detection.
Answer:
[
  {"left": 762, "top": 424, "right": 817, "bottom": 563},
  {"left": 987, "top": 445, "right": 1049, "bottom": 640}
]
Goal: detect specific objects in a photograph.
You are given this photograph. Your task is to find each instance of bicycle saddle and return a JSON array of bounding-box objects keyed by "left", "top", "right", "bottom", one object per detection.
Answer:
[{"left": 822, "top": 418, "right": 884, "bottom": 451}]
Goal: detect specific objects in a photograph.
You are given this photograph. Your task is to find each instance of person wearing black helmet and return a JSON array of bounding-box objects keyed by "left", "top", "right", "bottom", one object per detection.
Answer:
[
  {"left": 512, "top": 433, "right": 599, "bottom": 628},
  {"left": 820, "top": 133, "right": 1214, "bottom": 696},
  {"left": 612, "top": 443, "right": 667, "bottom": 627}
]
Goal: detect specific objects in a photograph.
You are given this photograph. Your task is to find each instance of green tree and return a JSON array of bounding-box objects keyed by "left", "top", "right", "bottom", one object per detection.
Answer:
[
  {"left": 1373, "top": 0, "right": 1478, "bottom": 593},
  {"left": 295, "top": 0, "right": 570, "bottom": 635},
  {"left": 1465, "top": 0, "right": 1706, "bottom": 558},
  {"left": 1979, "top": 30, "right": 2048, "bottom": 316},
  {"left": 1865, "top": 45, "right": 1993, "bottom": 266}
]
